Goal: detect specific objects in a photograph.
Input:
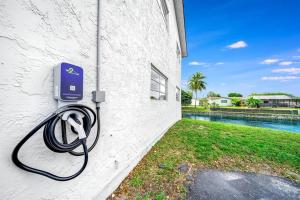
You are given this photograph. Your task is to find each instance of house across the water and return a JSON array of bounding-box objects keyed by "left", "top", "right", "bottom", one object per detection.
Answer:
[
  {"left": 252, "top": 95, "right": 300, "bottom": 108},
  {"left": 208, "top": 97, "right": 232, "bottom": 107}
]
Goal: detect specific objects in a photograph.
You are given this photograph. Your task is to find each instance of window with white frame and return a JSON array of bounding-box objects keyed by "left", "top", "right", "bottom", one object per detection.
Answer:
[
  {"left": 150, "top": 65, "right": 167, "bottom": 100},
  {"left": 160, "top": 0, "right": 169, "bottom": 31},
  {"left": 176, "top": 86, "right": 180, "bottom": 101}
]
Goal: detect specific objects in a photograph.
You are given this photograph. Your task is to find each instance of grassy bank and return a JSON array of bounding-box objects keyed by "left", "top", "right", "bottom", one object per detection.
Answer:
[
  {"left": 182, "top": 106, "right": 300, "bottom": 119},
  {"left": 110, "top": 119, "right": 300, "bottom": 200},
  {"left": 182, "top": 105, "right": 209, "bottom": 113},
  {"left": 182, "top": 105, "right": 299, "bottom": 113}
]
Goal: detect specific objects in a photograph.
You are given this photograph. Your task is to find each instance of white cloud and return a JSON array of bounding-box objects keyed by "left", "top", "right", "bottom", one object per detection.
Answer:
[
  {"left": 188, "top": 61, "right": 206, "bottom": 66},
  {"left": 261, "top": 59, "right": 279, "bottom": 65},
  {"left": 278, "top": 61, "right": 293, "bottom": 66},
  {"left": 226, "top": 41, "right": 247, "bottom": 49},
  {"left": 293, "top": 56, "right": 300, "bottom": 59},
  {"left": 272, "top": 68, "right": 300, "bottom": 74},
  {"left": 261, "top": 76, "right": 299, "bottom": 81},
  {"left": 215, "top": 62, "right": 224, "bottom": 65}
]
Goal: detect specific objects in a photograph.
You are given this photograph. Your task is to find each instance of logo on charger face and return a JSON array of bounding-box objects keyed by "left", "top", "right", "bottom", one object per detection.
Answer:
[{"left": 66, "top": 67, "right": 79, "bottom": 76}]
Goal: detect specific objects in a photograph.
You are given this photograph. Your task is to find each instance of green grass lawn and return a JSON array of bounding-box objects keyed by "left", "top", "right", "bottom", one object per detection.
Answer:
[{"left": 110, "top": 119, "right": 300, "bottom": 200}]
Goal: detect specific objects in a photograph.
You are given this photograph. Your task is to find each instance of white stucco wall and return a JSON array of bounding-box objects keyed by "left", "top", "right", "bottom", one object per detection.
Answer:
[{"left": 0, "top": 0, "right": 182, "bottom": 199}]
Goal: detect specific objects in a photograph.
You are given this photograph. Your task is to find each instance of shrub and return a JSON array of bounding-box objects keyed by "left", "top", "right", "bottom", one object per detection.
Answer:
[
  {"left": 210, "top": 102, "right": 219, "bottom": 108},
  {"left": 231, "top": 97, "right": 242, "bottom": 106},
  {"left": 246, "top": 97, "right": 262, "bottom": 108},
  {"left": 181, "top": 90, "right": 192, "bottom": 105},
  {"left": 200, "top": 98, "right": 209, "bottom": 109}
]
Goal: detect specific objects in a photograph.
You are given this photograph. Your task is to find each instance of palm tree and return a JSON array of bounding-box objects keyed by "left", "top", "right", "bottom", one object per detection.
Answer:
[{"left": 188, "top": 72, "right": 206, "bottom": 108}]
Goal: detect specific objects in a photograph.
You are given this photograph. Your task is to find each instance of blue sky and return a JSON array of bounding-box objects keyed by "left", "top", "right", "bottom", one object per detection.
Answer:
[{"left": 182, "top": 0, "right": 300, "bottom": 97}]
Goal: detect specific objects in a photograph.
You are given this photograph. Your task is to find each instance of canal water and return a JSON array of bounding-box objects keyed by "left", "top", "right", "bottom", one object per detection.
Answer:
[{"left": 182, "top": 113, "right": 300, "bottom": 133}]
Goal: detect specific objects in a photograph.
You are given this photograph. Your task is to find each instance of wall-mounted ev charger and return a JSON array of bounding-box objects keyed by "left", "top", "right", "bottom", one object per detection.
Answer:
[
  {"left": 12, "top": 62, "right": 103, "bottom": 181},
  {"left": 54, "top": 62, "right": 84, "bottom": 102}
]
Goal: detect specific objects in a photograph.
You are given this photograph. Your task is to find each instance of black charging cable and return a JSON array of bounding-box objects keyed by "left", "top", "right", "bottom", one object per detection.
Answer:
[{"left": 11, "top": 104, "right": 100, "bottom": 181}]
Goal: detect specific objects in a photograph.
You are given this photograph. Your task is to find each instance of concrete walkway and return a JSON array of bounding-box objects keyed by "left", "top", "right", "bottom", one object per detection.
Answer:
[{"left": 186, "top": 170, "right": 300, "bottom": 200}]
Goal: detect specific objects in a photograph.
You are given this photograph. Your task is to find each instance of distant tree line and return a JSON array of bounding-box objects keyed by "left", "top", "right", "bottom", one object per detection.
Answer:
[
  {"left": 206, "top": 91, "right": 243, "bottom": 98},
  {"left": 181, "top": 87, "right": 300, "bottom": 109},
  {"left": 207, "top": 91, "right": 220, "bottom": 98},
  {"left": 228, "top": 92, "right": 243, "bottom": 97},
  {"left": 181, "top": 71, "right": 287, "bottom": 109}
]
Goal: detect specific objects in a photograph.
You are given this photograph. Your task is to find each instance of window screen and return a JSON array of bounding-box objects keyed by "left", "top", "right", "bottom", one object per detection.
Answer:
[{"left": 151, "top": 65, "right": 167, "bottom": 100}]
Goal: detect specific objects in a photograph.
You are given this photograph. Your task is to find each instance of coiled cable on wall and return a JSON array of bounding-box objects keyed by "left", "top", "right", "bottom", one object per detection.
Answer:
[{"left": 11, "top": 104, "right": 100, "bottom": 181}]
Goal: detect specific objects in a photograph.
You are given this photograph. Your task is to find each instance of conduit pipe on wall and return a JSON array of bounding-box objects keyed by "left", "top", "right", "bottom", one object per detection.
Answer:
[
  {"left": 93, "top": 0, "right": 105, "bottom": 107},
  {"left": 96, "top": 0, "right": 100, "bottom": 91}
]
